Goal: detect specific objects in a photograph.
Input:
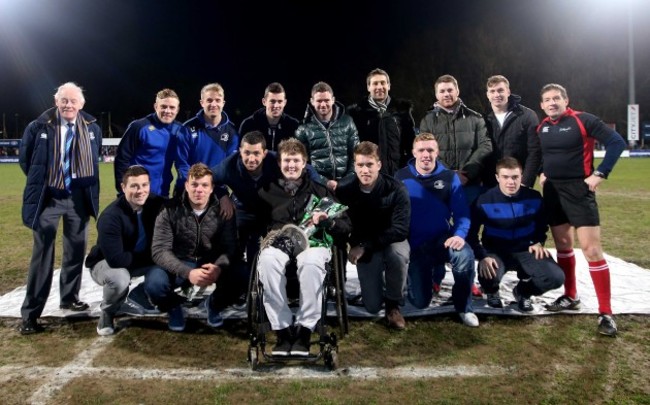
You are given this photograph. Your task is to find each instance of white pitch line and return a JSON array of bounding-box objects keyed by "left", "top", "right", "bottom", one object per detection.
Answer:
[
  {"left": 27, "top": 336, "right": 115, "bottom": 405},
  {"left": 1, "top": 363, "right": 509, "bottom": 383},
  {"left": 6, "top": 335, "right": 509, "bottom": 403}
]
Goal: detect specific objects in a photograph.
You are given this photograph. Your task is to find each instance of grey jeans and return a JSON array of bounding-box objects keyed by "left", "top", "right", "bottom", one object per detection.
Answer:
[
  {"left": 89, "top": 260, "right": 156, "bottom": 314},
  {"left": 356, "top": 240, "right": 410, "bottom": 313}
]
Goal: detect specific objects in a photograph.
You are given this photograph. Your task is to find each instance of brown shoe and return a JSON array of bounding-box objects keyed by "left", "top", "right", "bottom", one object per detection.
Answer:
[{"left": 385, "top": 300, "right": 406, "bottom": 330}]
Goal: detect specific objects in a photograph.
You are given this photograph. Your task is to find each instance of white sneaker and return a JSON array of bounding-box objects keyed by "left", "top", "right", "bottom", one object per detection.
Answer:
[
  {"left": 96, "top": 311, "right": 115, "bottom": 336},
  {"left": 459, "top": 312, "right": 479, "bottom": 327}
]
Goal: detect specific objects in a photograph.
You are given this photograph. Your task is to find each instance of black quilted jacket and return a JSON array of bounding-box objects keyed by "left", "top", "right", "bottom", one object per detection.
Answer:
[{"left": 151, "top": 192, "right": 237, "bottom": 278}]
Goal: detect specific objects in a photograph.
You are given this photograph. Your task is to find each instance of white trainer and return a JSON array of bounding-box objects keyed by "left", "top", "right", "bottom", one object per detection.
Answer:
[{"left": 459, "top": 312, "right": 479, "bottom": 327}]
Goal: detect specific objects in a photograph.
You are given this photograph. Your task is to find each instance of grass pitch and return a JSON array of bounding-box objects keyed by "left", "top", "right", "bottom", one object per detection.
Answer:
[{"left": 0, "top": 160, "right": 649, "bottom": 404}]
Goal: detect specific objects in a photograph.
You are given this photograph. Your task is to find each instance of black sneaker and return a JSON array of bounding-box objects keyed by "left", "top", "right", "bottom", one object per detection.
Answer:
[
  {"left": 513, "top": 285, "right": 533, "bottom": 312},
  {"left": 347, "top": 294, "right": 364, "bottom": 307},
  {"left": 59, "top": 301, "right": 89, "bottom": 311},
  {"left": 545, "top": 294, "right": 581, "bottom": 312},
  {"left": 96, "top": 311, "right": 115, "bottom": 336},
  {"left": 271, "top": 328, "right": 293, "bottom": 356},
  {"left": 486, "top": 292, "right": 504, "bottom": 308},
  {"left": 231, "top": 293, "right": 248, "bottom": 311},
  {"left": 597, "top": 314, "right": 617, "bottom": 337},
  {"left": 123, "top": 284, "right": 160, "bottom": 315},
  {"left": 290, "top": 326, "right": 311, "bottom": 356},
  {"left": 20, "top": 319, "right": 44, "bottom": 335}
]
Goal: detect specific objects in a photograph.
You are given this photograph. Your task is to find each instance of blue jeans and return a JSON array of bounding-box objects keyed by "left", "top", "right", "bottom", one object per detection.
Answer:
[
  {"left": 144, "top": 260, "right": 232, "bottom": 313},
  {"left": 143, "top": 266, "right": 191, "bottom": 313},
  {"left": 408, "top": 236, "right": 475, "bottom": 313}
]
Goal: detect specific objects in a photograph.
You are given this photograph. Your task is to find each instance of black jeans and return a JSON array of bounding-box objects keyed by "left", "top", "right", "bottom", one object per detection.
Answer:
[{"left": 478, "top": 251, "right": 565, "bottom": 297}]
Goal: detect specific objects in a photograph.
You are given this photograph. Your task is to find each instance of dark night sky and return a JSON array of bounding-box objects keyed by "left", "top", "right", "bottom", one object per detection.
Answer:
[{"left": 0, "top": 0, "right": 648, "bottom": 138}]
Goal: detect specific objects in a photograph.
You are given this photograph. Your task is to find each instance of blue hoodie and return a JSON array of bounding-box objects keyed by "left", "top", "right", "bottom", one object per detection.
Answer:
[
  {"left": 395, "top": 159, "right": 470, "bottom": 249},
  {"left": 176, "top": 110, "right": 239, "bottom": 192},
  {"left": 115, "top": 113, "right": 182, "bottom": 197}
]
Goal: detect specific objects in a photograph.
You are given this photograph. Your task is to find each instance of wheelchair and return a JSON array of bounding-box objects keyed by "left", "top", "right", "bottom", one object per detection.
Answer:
[{"left": 246, "top": 245, "right": 348, "bottom": 370}]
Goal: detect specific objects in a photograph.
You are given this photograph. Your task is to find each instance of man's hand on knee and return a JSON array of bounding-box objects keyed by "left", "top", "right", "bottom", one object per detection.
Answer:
[{"left": 479, "top": 257, "right": 498, "bottom": 279}]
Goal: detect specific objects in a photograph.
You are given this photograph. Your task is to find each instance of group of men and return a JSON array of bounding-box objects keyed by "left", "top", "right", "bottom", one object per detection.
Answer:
[{"left": 17, "top": 69, "right": 625, "bottom": 351}]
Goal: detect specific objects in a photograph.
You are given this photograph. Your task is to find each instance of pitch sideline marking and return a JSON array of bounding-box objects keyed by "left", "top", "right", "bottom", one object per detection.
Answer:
[
  {"left": 27, "top": 335, "right": 115, "bottom": 405},
  {"left": 5, "top": 334, "right": 509, "bottom": 404}
]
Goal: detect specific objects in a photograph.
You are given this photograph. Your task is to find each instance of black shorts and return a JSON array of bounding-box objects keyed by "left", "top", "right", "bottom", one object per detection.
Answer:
[{"left": 543, "top": 178, "right": 600, "bottom": 227}]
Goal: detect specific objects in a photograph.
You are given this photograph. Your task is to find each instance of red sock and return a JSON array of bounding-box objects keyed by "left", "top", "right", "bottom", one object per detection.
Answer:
[
  {"left": 556, "top": 249, "right": 577, "bottom": 299},
  {"left": 589, "top": 259, "right": 612, "bottom": 315}
]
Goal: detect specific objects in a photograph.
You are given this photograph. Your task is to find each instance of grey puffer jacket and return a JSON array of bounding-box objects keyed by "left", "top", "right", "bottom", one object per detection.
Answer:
[
  {"left": 419, "top": 100, "right": 492, "bottom": 185},
  {"left": 151, "top": 192, "right": 237, "bottom": 278},
  {"left": 295, "top": 102, "right": 359, "bottom": 185}
]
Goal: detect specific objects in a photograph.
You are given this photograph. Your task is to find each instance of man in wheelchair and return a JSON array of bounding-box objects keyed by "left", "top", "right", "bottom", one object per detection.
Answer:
[{"left": 257, "top": 138, "right": 351, "bottom": 356}]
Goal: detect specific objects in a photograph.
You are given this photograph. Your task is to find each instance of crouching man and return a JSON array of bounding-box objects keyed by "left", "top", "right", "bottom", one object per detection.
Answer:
[
  {"left": 467, "top": 157, "right": 564, "bottom": 311},
  {"left": 86, "top": 165, "right": 165, "bottom": 335},
  {"left": 149, "top": 163, "right": 237, "bottom": 331},
  {"left": 395, "top": 133, "right": 479, "bottom": 327},
  {"left": 336, "top": 141, "right": 410, "bottom": 329},
  {"left": 257, "top": 138, "right": 351, "bottom": 356}
]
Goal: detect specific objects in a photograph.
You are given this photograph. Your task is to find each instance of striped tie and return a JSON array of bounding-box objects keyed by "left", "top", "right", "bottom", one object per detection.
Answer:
[{"left": 64, "top": 123, "right": 74, "bottom": 190}]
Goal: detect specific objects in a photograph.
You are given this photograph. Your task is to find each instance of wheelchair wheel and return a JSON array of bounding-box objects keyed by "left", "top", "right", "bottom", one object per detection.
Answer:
[
  {"left": 324, "top": 350, "right": 339, "bottom": 371},
  {"left": 333, "top": 247, "right": 349, "bottom": 336},
  {"left": 246, "top": 255, "right": 260, "bottom": 332}
]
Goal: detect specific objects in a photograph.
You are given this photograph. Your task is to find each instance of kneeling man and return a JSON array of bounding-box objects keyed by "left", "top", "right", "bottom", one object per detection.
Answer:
[
  {"left": 395, "top": 133, "right": 478, "bottom": 327},
  {"left": 336, "top": 141, "right": 410, "bottom": 329},
  {"left": 86, "top": 165, "right": 165, "bottom": 335}
]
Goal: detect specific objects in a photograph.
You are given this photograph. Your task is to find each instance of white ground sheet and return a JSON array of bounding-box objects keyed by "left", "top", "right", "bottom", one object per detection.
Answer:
[{"left": 1, "top": 249, "right": 648, "bottom": 319}]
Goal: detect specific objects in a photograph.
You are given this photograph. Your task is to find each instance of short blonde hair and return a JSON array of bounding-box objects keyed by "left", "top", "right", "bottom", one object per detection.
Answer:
[
  {"left": 156, "top": 88, "right": 179, "bottom": 100},
  {"left": 413, "top": 132, "right": 436, "bottom": 146},
  {"left": 201, "top": 83, "right": 225, "bottom": 98}
]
